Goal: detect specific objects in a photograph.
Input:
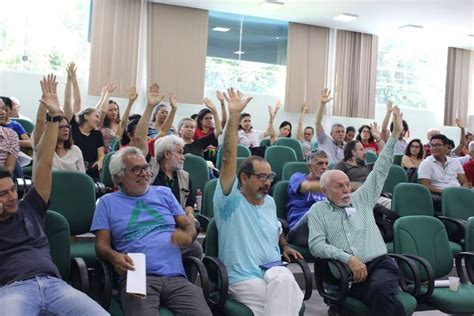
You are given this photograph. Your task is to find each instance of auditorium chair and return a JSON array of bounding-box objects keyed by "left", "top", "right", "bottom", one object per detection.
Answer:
[
  {"left": 275, "top": 138, "right": 305, "bottom": 162},
  {"left": 264, "top": 145, "right": 297, "bottom": 183},
  {"left": 281, "top": 161, "right": 309, "bottom": 181}
]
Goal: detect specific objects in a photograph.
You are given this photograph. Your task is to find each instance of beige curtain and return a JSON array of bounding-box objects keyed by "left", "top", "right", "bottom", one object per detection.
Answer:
[
  {"left": 333, "top": 30, "right": 378, "bottom": 119},
  {"left": 285, "top": 23, "right": 329, "bottom": 113},
  {"left": 88, "top": 0, "right": 142, "bottom": 97},
  {"left": 147, "top": 3, "right": 208, "bottom": 104},
  {"left": 444, "top": 47, "right": 471, "bottom": 125}
]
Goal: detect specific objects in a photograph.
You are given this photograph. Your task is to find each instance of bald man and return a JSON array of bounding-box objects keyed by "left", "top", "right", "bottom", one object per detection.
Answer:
[{"left": 308, "top": 106, "right": 405, "bottom": 316}]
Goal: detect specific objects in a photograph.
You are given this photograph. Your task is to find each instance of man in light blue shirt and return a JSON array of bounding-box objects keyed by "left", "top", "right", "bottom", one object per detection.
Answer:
[{"left": 214, "top": 88, "right": 303, "bottom": 316}]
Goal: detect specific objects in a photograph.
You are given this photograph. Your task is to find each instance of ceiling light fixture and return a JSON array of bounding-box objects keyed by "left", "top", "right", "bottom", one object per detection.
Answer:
[
  {"left": 234, "top": 51, "right": 245, "bottom": 55},
  {"left": 260, "top": 1, "right": 284, "bottom": 10},
  {"left": 212, "top": 27, "right": 230, "bottom": 32},
  {"left": 334, "top": 13, "right": 358, "bottom": 22},
  {"left": 469, "top": 34, "right": 474, "bottom": 37},
  {"left": 399, "top": 24, "right": 423, "bottom": 30}
]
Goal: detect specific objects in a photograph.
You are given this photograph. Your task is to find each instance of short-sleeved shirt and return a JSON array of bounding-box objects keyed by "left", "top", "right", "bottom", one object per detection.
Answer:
[
  {"left": 361, "top": 141, "right": 379, "bottom": 154},
  {"left": 0, "top": 126, "right": 20, "bottom": 167},
  {"left": 52, "top": 145, "right": 86, "bottom": 173},
  {"left": 463, "top": 159, "right": 474, "bottom": 183},
  {"left": 152, "top": 169, "right": 195, "bottom": 208},
  {"left": 213, "top": 179, "right": 281, "bottom": 284},
  {"left": 333, "top": 160, "right": 373, "bottom": 182},
  {"left": 394, "top": 139, "right": 407, "bottom": 155},
  {"left": 70, "top": 118, "right": 104, "bottom": 179},
  {"left": 184, "top": 133, "right": 218, "bottom": 163},
  {"left": 193, "top": 127, "right": 214, "bottom": 141},
  {"left": 287, "top": 172, "right": 326, "bottom": 229},
  {"left": 99, "top": 126, "right": 117, "bottom": 154},
  {"left": 0, "top": 188, "right": 61, "bottom": 286},
  {"left": 238, "top": 129, "right": 266, "bottom": 148},
  {"left": 6, "top": 120, "right": 27, "bottom": 138},
  {"left": 317, "top": 132, "right": 344, "bottom": 164},
  {"left": 418, "top": 155, "right": 464, "bottom": 191},
  {"left": 301, "top": 140, "right": 318, "bottom": 160},
  {"left": 91, "top": 186, "right": 186, "bottom": 277}
]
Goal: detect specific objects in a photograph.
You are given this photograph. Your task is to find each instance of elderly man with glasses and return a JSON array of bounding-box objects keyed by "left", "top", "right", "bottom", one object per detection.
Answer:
[{"left": 214, "top": 88, "right": 304, "bottom": 316}]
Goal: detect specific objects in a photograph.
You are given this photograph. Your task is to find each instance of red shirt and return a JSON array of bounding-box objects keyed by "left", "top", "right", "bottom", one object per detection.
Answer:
[
  {"left": 193, "top": 127, "right": 214, "bottom": 141},
  {"left": 463, "top": 159, "right": 474, "bottom": 183},
  {"left": 423, "top": 143, "right": 431, "bottom": 157},
  {"left": 362, "top": 141, "right": 379, "bottom": 154}
]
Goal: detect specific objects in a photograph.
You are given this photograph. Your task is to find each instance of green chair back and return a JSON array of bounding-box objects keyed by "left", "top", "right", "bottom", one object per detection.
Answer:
[
  {"left": 394, "top": 216, "right": 453, "bottom": 280},
  {"left": 441, "top": 187, "right": 474, "bottom": 220},
  {"left": 216, "top": 145, "right": 251, "bottom": 170},
  {"left": 236, "top": 157, "right": 246, "bottom": 173},
  {"left": 382, "top": 164, "right": 407, "bottom": 194},
  {"left": 393, "top": 155, "right": 403, "bottom": 166},
  {"left": 467, "top": 217, "right": 474, "bottom": 252},
  {"left": 45, "top": 210, "right": 71, "bottom": 280},
  {"left": 111, "top": 139, "right": 121, "bottom": 152},
  {"left": 282, "top": 162, "right": 308, "bottom": 181},
  {"left": 50, "top": 170, "right": 96, "bottom": 235},
  {"left": 183, "top": 154, "right": 209, "bottom": 196},
  {"left": 392, "top": 183, "right": 434, "bottom": 217},
  {"left": 273, "top": 181, "right": 289, "bottom": 220},
  {"left": 264, "top": 146, "right": 297, "bottom": 183},
  {"left": 260, "top": 138, "right": 271, "bottom": 147},
  {"left": 101, "top": 152, "right": 115, "bottom": 188},
  {"left": 11, "top": 118, "right": 35, "bottom": 134},
  {"left": 365, "top": 151, "right": 377, "bottom": 164},
  {"left": 202, "top": 179, "right": 218, "bottom": 218},
  {"left": 275, "top": 138, "right": 305, "bottom": 162}
]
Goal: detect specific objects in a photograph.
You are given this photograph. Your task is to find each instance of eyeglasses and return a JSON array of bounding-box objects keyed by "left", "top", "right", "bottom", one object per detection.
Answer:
[
  {"left": 59, "top": 124, "right": 71, "bottom": 129},
  {"left": 250, "top": 172, "right": 276, "bottom": 182},
  {"left": 123, "top": 164, "right": 152, "bottom": 175},
  {"left": 430, "top": 143, "right": 444, "bottom": 148}
]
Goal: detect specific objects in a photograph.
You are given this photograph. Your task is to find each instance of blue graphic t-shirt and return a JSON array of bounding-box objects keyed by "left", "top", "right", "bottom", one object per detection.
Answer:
[
  {"left": 91, "top": 186, "right": 186, "bottom": 277},
  {"left": 287, "top": 172, "right": 326, "bottom": 229}
]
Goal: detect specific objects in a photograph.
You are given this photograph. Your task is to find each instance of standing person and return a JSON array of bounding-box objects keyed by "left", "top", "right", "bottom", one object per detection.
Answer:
[
  {"left": 296, "top": 102, "right": 318, "bottom": 160},
  {"left": 0, "top": 75, "right": 107, "bottom": 316},
  {"left": 309, "top": 106, "right": 406, "bottom": 315},
  {"left": 356, "top": 123, "right": 384, "bottom": 155},
  {"left": 214, "top": 87, "right": 304, "bottom": 315}
]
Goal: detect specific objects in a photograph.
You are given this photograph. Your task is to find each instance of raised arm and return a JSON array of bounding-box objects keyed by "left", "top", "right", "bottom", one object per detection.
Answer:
[
  {"left": 315, "top": 89, "right": 332, "bottom": 137},
  {"left": 265, "top": 100, "right": 281, "bottom": 143},
  {"left": 32, "top": 102, "right": 47, "bottom": 148},
  {"left": 203, "top": 97, "right": 222, "bottom": 137},
  {"left": 370, "top": 121, "right": 385, "bottom": 153},
  {"left": 35, "top": 74, "right": 61, "bottom": 203},
  {"left": 217, "top": 91, "right": 227, "bottom": 129},
  {"left": 135, "top": 83, "right": 165, "bottom": 156},
  {"left": 70, "top": 63, "right": 81, "bottom": 114},
  {"left": 381, "top": 100, "right": 393, "bottom": 142},
  {"left": 152, "top": 93, "right": 177, "bottom": 140},
  {"left": 220, "top": 88, "right": 253, "bottom": 195},
  {"left": 454, "top": 118, "right": 466, "bottom": 157},
  {"left": 296, "top": 102, "right": 309, "bottom": 141},
  {"left": 97, "top": 83, "right": 116, "bottom": 126},
  {"left": 117, "top": 86, "right": 138, "bottom": 138},
  {"left": 63, "top": 63, "right": 75, "bottom": 121}
]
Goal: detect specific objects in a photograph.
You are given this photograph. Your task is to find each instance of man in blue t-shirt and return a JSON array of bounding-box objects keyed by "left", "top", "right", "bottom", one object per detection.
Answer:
[
  {"left": 91, "top": 128, "right": 211, "bottom": 314},
  {"left": 286, "top": 150, "right": 328, "bottom": 246}
]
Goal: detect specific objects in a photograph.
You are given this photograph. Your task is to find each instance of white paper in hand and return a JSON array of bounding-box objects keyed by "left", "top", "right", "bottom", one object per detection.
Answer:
[{"left": 126, "top": 253, "right": 147, "bottom": 298}]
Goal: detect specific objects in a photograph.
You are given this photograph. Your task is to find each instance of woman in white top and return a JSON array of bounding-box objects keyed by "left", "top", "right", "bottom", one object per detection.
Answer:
[{"left": 237, "top": 101, "right": 280, "bottom": 148}]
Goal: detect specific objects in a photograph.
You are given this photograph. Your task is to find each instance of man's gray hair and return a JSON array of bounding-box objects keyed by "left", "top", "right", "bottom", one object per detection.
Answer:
[
  {"left": 331, "top": 123, "right": 345, "bottom": 132},
  {"left": 109, "top": 147, "right": 145, "bottom": 184},
  {"left": 319, "top": 169, "right": 345, "bottom": 189},
  {"left": 308, "top": 149, "right": 328, "bottom": 162},
  {"left": 469, "top": 141, "right": 474, "bottom": 152},
  {"left": 154, "top": 135, "right": 185, "bottom": 162}
]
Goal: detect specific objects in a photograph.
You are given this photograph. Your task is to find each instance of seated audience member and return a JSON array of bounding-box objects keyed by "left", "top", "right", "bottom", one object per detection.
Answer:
[
  {"left": 423, "top": 128, "right": 440, "bottom": 157},
  {"left": 447, "top": 118, "right": 467, "bottom": 158},
  {"left": 418, "top": 134, "right": 471, "bottom": 213},
  {"left": 308, "top": 106, "right": 406, "bottom": 315},
  {"left": 91, "top": 146, "right": 211, "bottom": 316},
  {"left": 463, "top": 141, "right": 474, "bottom": 187},
  {"left": 286, "top": 150, "right": 328, "bottom": 246},
  {"left": 9, "top": 97, "right": 29, "bottom": 120},
  {"left": 315, "top": 89, "right": 345, "bottom": 164},
  {"left": 381, "top": 100, "right": 409, "bottom": 155},
  {"left": 278, "top": 120, "right": 292, "bottom": 138},
  {"left": 177, "top": 117, "right": 221, "bottom": 160},
  {"left": 189, "top": 98, "right": 221, "bottom": 162},
  {"left": 215, "top": 88, "right": 304, "bottom": 315},
  {"left": 344, "top": 126, "right": 356, "bottom": 142},
  {"left": 296, "top": 102, "right": 318, "bottom": 160},
  {"left": 0, "top": 98, "right": 19, "bottom": 173},
  {"left": 120, "top": 119, "right": 139, "bottom": 148},
  {"left": 0, "top": 96, "right": 31, "bottom": 150},
  {"left": 401, "top": 138, "right": 423, "bottom": 169},
  {"left": 356, "top": 123, "right": 384, "bottom": 155},
  {"left": 0, "top": 76, "right": 107, "bottom": 316},
  {"left": 463, "top": 132, "right": 473, "bottom": 156},
  {"left": 149, "top": 103, "right": 177, "bottom": 137}
]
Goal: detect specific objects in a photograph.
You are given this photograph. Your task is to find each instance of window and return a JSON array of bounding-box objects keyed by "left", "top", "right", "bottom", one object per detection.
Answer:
[
  {"left": 205, "top": 11, "right": 288, "bottom": 96},
  {"left": 376, "top": 35, "right": 448, "bottom": 110},
  {"left": 0, "top": 0, "right": 91, "bottom": 75}
]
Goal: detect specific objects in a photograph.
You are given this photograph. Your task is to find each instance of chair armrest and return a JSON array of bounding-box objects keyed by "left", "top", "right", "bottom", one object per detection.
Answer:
[
  {"left": 454, "top": 252, "right": 474, "bottom": 284},
  {"left": 183, "top": 256, "right": 210, "bottom": 302},
  {"left": 401, "top": 254, "right": 434, "bottom": 300},
  {"left": 70, "top": 257, "right": 90, "bottom": 295},
  {"left": 92, "top": 258, "right": 113, "bottom": 310},
  {"left": 202, "top": 256, "right": 229, "bottom": 311},
  {"left": 438, "top": 216, "right": 466, "bottom": 242},
  {"left": 278, "top": 218, "right": 289, "bottom": 236},
  {"left": 196, "top": 214, "right": 210, "bottom": 232},
  {"left": 388, "top": 254, "right": 421, "bottom": 296},
  {"left": 313, "top": 258, "right": 350, "bottom": 305},
  {"left": 291, "top": 258, "right": 313, "bottom": 301}
]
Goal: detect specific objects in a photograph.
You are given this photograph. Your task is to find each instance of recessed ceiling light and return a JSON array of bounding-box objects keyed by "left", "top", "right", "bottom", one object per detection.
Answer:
[
  {"left": 334, "top": 13, "right": 358, "bottom": 22},
  {"left": 275, "top": 36, "right": 280, "bottom": 39},
  {"left": 260, "top": 1, "right": 284, "bottom": 10},
  {"left": 212, "top": 27, "right": 230, "bottom": 32},
  {"left": 234, "top": 51, "right": 245, "bottom": 55},
  {"left": 399, "top": 24, "right": 423, "bottom": 30},
  {"left": 469, "top": 34, "right": 474, "bottom": 37}
]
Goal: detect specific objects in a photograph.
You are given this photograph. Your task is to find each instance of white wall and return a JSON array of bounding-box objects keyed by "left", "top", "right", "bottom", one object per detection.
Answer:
[{"left": 0, "top": 69, "right": 464, "bottom": 144}]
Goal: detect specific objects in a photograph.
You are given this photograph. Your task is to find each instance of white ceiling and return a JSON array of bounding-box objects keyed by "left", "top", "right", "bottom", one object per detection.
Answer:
[{"left": 153, "top": 0, "right": 474, "bottom": 50}]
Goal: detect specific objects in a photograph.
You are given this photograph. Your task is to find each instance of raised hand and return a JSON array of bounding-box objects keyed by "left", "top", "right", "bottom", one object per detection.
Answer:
[
  {"left": 147, "top": 83, "right": 166, "bottom": 107},
  {"left": 302, "top": 101, "right": 309, "bottom": 113},
  {"left": 216, "top": 91, "right": 225, "bottom": 104},
  {"left": 386, "top": 100, "right": 394, "bottom": 113},
  {"left": 106, "top": 82, "right": 117, "bottom": 95},
  {"left": 370, "top": 122, "right": 381, "bottom": 139},
  {"left": 223, "top": 88, "right": 252, "bottom": 114},
  {"left": 203, "top": 97, "right": 217, "bottom": 113},
  {"left": 66, "top": 62, "right": 77, "bottom": 81},
  {"left": 128, "top": 86, "right": 138, "bottom": 103},
  {"left": 169, "top": 93, "right": 177, "bottom": 111},
  {"left": 320, "top": 88, "right": 333, "bottom": 104},
  {"left": 455, "top": 118, "right": 465, "bottom": 129},
  {"left": 39, "top": 74, "right": 61, "bottom": 115},
  {"left": 390, "top": 106, "right": 403, "bottom": 137}
]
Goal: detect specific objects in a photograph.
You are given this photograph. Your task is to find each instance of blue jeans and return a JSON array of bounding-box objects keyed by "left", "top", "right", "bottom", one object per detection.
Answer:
[{"left": 0, "top": 275, "right": 108, "bottom": 316}]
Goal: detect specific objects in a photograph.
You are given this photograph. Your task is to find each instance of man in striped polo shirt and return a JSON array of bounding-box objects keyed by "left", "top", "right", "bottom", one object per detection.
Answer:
[{"left": 308, "top": 106, "right": 405, "bottom": 316}]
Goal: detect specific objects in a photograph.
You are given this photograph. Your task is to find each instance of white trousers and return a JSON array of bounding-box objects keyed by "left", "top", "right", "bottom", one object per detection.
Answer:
[{"left": 228, "top": 266, "right": 304, "bottom": 316}]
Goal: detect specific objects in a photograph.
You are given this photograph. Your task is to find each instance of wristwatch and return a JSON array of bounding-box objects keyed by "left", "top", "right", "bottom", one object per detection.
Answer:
[{"left": 46, "top": 113, "right": 62, "bottom": 122}]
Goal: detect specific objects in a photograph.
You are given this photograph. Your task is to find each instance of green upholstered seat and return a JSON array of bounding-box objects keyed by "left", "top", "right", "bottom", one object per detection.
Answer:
[
  {"left": 341, "top": 292, "right": 417, "bottom": 316},
  {"left": 393, "top": 155, "right": 403, "bottom": 166},
  {"left": 275, "top": 138, "right": 305, "bottom": 162},
  {"left": 109, "top": 297, "right": 174, "bottom": 316},
  {"left": 216, "top": 144, "right": 251, "bottom": 170},
  {"left": 442, "top": 187, "right": 474, "bottom": 221},
  {"left": 382, "top": 164, "right": 407, "bottom": 194},
  {"left": 364, "top": 151, "right": 377, "bottom": 164},
  {"left": 282, "top": 162, "right": 309, "bottom": 181},
  {"left": 260, "top": 138, "right": 271, "bottom": 147},
  {"left": 45, "top": 210, "right": 72, "bottom": 280},
  {"left": 100, "top": 151, "right": 115, "bottom": 189},
  {"left": 183, "top": 153, "right": 209, "bottom": 197},
  {"left": 11, "top": 118, "right": 35, "bottom": 133},
  {"left": 264, "top": 146, "right": 297, "bottom": 183}
]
